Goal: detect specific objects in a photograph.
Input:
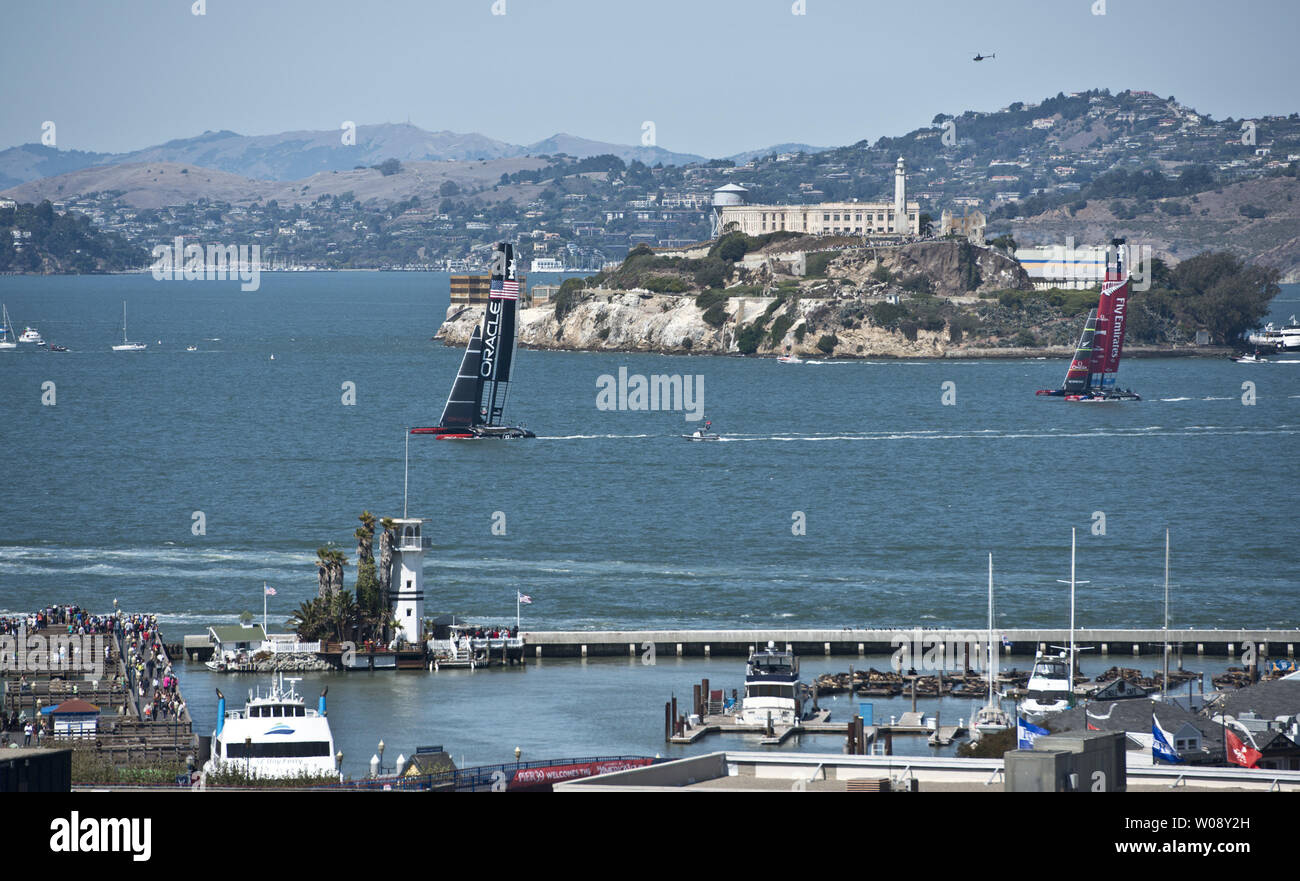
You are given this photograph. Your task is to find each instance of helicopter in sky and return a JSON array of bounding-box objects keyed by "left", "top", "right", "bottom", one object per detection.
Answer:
[{"left": 973, "top": 52, "right": 996, "bottom": 62}]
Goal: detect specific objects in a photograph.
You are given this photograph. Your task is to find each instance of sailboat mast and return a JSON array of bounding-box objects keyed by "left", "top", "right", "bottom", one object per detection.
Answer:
[
  {"left": 1070, "top": 527, "right": 1076, "bottom": 684},
  {"left": 1163, "top": 528, "right": 1170, "bottom": 700},
  {"left": 987, "top": 552, "right": 994, "bottom": 706}
]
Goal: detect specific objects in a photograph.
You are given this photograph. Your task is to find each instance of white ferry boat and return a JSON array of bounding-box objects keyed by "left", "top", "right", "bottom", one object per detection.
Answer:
[
  {"left": 204, "top": 673, "right": 340, "bottom": 780},
  {"left": 530, "top": 257, "right": 565, "bottom": 272},
  {"left": 1019, "top": 650, "right": 1072, "bottom": 719},
  {"left": 1247, "top": 316, "right": 1300, "bottom": 352},
  {"left": 739, "top": 642, "right": 805, "bottom": 727}
]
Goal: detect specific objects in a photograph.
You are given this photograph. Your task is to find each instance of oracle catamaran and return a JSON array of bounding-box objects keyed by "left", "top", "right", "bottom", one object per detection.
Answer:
[
  {"left": 1036, "top": 238, "right": 1139, "bottom": 401},
  {"left": 412, "top": 242, "right": 534, "bottom": 439}
]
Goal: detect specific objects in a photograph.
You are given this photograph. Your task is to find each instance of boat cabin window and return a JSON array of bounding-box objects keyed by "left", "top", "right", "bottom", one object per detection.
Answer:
[
  {"left": 746, "top": 684, "right": 797, "bottom": 699},
  {"left": 1033, "top": 662, "right": 1068, "bottom": 679},
  {"left": 1028, "top": 690, "right": 1070, "bottom": 702},
  {"left": 225, "top": 741, "right": 332, "bottom": 759}
]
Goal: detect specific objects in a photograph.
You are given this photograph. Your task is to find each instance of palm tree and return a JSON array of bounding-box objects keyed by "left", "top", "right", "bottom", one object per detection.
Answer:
[
  {"left": 328, "top": 590, "right": 359, "bottom": 643},
  {"left": 377, "top": 517, "right": 396, "bottom": 613},
  {"left": 289, "top": 598, "right": 328, "bottom": 641},
  {"left": 315, "top": 547, "right": 332, "bottom": 599},
  {"left": 356, "top": 510, "right": 376, "bottom": 567},
  {"left": 315, "top": 547, "right": 348, "bottom": 599}
]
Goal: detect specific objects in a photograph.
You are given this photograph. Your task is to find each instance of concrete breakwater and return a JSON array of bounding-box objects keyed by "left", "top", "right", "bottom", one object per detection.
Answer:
[{"left": 519, "top": 628, "right": 1300, "bottom": 660}]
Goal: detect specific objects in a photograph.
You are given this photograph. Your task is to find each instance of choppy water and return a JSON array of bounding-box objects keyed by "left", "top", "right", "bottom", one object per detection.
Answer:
[{"left": 1, "top": 275, "right": 1296, "bottom": 632}]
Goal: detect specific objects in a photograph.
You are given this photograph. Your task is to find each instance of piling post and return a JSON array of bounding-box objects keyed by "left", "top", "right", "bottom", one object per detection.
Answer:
[
  {"left": 702, "top": 678, "right": 710, "bottom": 716},
  {"left": 848, "top": 664, "right": 854, "bottom": 699},
  {"left": 911, "top": 678, "right": 917, "bottom": 713},
  {"left": 884, "top": 728, "right": 893, "bottom": 756},
  {"left": 671, "top": 696, "right": 677, "bottom": 736},
  {"left": 693, "top": 684, "right": 701, "bottom": 719},
  {"left": 664, "top": 701, "right": 671, "bottom": 742},
  {"left": 855, "top": 715, "right": 865, "bottom": 755},
  {"left": 846, "top": 720, "right": 856, "bottom": 755}
]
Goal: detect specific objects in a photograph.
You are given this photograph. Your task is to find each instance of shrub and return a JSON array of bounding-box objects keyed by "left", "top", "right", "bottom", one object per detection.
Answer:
[
  {"left": 870, "top": 263, "right": 893, "bottom": 284},
  {"left": 869, "top": 302, "right": 906, "bottom": 327},
  {"left": 769, "top": 314, "right": 794, "bottom": 345},
  {"left": 736, "top": 322, "right": 767, "bottom": 355},
  {"left": 794, "top": 323, "right": 807, "bottom": 342},
  {"left": 643, "top": 275, "right": 688, "bottom": 293},
  {"left": 816, "top": 334, "right": 837, "bottom": 354},
  {"left": 702, "top": 304, "right": 728, "bottom": 327},
  {"left": 804, "top": 252, "right": 833, "bottom": 277}
]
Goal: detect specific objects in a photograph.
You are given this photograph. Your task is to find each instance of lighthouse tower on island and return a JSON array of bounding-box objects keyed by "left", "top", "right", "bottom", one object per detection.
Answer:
[
  {"left": 893, "top": 156, "right": 908, "bottom": 234},
  {"left": 389, "top": 518, "right": 428, "bottom": 646}
]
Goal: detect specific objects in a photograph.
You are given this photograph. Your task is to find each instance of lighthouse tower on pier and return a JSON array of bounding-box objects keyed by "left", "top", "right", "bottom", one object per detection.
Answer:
[{"left": 389, "top": 518, "right": 428, "bottom": 646}]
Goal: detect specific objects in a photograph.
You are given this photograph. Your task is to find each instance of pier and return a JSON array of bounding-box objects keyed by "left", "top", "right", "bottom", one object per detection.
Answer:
[{"left": 521, "top": 628, "right": 1300, "bottom": 659}]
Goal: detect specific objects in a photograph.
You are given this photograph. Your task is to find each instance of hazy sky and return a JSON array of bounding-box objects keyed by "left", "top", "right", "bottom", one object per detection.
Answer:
[{"left": 3, "top": 0, "right": 1296, "bottom": 157}]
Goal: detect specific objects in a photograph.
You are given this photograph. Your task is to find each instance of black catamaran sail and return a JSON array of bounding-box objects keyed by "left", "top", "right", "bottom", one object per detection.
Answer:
[{"left": 412, "top": 243, "right": 535, "bottom": 439}]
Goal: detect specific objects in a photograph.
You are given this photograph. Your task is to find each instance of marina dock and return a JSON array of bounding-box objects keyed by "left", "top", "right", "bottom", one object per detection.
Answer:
[{"left": 522, "top": 628, "right": 1300, "bottom": 659}]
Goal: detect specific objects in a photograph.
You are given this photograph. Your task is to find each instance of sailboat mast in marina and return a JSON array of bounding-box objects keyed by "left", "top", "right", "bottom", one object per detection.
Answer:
[
  {"left": 411, "top": 242, "right": 534, "bottom": 439},
  {"left": 972, "top": 552, "right": 1011, "bottom": 736}
]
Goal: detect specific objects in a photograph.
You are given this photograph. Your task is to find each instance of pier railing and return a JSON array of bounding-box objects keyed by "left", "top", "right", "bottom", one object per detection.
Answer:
[{"left": 259, "top": 640, "right": 321, "bottom": 654}]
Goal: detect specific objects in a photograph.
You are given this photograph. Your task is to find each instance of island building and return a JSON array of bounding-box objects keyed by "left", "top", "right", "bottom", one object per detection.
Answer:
[
  {"left": 1014, "top": 243, "right": 1109, "bottom": 290},
  {"left": 711, "top": 157, "right": 920, "bottom": 238},
  {"left": 939, "top": 208, "right": 986, "bottom": 244},
  {"left": 450, "top": 273, "right": 529, "bottom": 306}
]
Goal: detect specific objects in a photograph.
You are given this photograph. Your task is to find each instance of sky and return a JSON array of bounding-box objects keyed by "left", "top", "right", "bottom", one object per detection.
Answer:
[{"left": 2, "top": 0, "right": 1297, "bottom": 158}]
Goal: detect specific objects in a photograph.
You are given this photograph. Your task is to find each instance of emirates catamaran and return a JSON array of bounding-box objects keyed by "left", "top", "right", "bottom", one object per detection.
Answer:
[
  {"left": 1036, "top": 238, "right": 1139, "bottom": 402},
  {"left": 412, "top": 242, "right": 535, "bottom": 439}
]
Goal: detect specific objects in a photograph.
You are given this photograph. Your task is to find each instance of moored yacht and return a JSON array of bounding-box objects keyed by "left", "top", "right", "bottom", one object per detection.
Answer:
[
  {"left": 203, "top": 673, "right": 339, "bottom": 780},
  {"left": 740, "top": 641, "right": 805, "bottom": 727},
  {"left": 972, "top": 553, "right": 1012, "bottom": 738},
  {"left": 1019, "top": 650, "right": 1072, "bottom": 719}
]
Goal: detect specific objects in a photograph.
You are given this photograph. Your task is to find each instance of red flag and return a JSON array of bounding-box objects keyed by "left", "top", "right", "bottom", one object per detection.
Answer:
[
  {"left": 1225, "top": 728, "right": 1261, "bottom": 768},
  {"left": 1087, "top": 722, "right": 1099, "bottom": 731}
]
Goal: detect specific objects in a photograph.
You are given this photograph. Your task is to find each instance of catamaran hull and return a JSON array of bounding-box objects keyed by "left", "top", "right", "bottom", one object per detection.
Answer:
[{"left": 411, "top": 426, "right": 535, "bottom": 439}]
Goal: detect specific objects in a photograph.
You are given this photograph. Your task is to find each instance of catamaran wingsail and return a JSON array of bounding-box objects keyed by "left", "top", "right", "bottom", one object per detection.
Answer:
[
  {"left": 412, "top": 242, "right": 535, "bottom": 439},
  {"left": 1036, "top": 237, "right": 1139, "bottom": 401}
]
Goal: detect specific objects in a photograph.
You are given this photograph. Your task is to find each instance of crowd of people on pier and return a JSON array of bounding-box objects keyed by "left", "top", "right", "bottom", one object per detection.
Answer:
[
  {"left": 121, "top": 614, "right": 188, "bottom": 723},
  {"left": 0, "top": 604, "right": 119, "bottom": 636}
]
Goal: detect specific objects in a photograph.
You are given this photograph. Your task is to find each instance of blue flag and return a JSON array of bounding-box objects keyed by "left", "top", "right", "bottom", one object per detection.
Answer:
[
  {"left": 1152, "top": 721, "right": 1184, "bottom": 763},
  {"left": 1017, "top": 717, "right": 1048, "bottom": 750}
]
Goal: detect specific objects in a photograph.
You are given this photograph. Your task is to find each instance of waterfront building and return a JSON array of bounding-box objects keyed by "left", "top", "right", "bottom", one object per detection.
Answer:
[{"left": 713, "top": 157, "right": 920, "bottom": 237}]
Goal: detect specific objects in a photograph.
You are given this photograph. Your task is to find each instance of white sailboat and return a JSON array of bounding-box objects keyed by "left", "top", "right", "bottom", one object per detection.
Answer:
[
  {"left": 0, "top": 305, "right": 16, "bottom": 350},
  {"left": 111, "top": 301, "right": 146, "bottom": 351},
  {"left": 972, "top": 553, "right": 1012, "bottom": 737}
]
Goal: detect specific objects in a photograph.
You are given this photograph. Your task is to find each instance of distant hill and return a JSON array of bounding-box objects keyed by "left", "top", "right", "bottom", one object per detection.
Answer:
[
  {"left": 726, "top": 143, "right": 832, "bottom": 164},
  {"left": 0, "top": 123, "right": 709, "bottom": 186}
]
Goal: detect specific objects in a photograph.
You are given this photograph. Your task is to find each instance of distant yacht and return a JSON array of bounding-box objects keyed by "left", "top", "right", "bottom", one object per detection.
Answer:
[
  {"left": 111, "top": 301, "right": 146, "bottom": 351},
  {"left": 530, "top": 257, "right": 565, "bottom": 272},
  {"left": 18, "top": 326, "right": 44, "bottom": 345},
  {"left": 0, "top": 305, "right": 16, "bottom": 350},
  {"left": 1247, "top": 316, "right": 1300, "bottom": 353}
]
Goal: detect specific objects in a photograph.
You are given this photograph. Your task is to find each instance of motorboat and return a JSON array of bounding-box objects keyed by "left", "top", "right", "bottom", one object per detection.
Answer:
[
  {"left": 682, "top": 420, "right": 721, "bottom": 441},
  {"left": 739, "top": 641, "right": 806, "bottom": 728}
]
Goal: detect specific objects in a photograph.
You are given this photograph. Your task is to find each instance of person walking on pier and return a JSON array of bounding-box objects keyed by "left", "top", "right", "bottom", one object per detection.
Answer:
[{"left": 23, "top": 721, "right": 32, "bottom": 747}]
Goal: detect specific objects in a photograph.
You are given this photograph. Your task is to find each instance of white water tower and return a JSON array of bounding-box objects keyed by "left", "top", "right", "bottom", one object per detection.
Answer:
[
  {"left": 711, "top": 183, "right": 748, "bottom": 238},
  {"left": 390, "top": 518, "right": 429, "bottom": 646}
]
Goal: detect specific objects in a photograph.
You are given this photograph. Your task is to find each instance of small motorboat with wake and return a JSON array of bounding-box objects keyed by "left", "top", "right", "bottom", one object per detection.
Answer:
[
  {"left": 682, "top": 420, "right": 721, "bottom": 441},
  {"left": 776, "top": 353, "right": 803, "bottom": 364},
  {"left": 1230, "top": 349, "right": 1268, "bottom": 363}
]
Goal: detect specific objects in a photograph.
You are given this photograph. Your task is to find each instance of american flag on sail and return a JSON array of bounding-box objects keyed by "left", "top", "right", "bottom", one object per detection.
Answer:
[{"left": 491, "top": 277, "right": 520, "bottom": 300}]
